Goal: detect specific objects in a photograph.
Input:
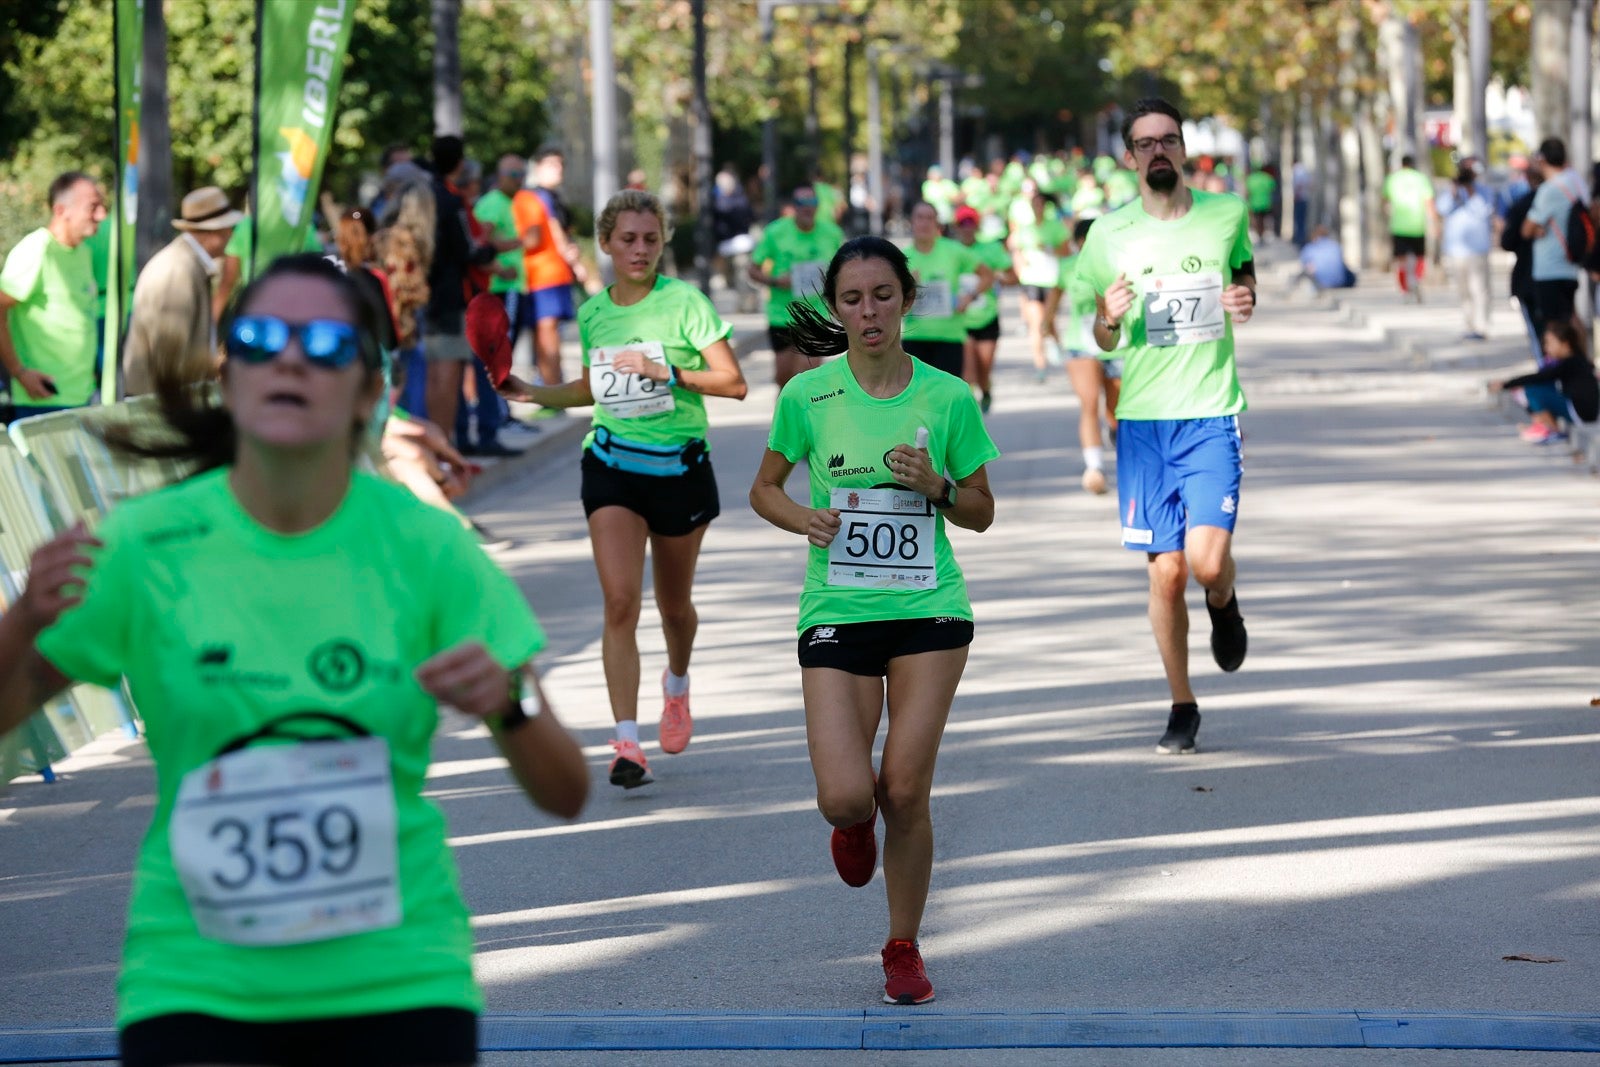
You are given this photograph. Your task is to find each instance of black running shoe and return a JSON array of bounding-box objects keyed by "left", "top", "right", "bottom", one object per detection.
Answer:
[
  {"left": 1207, "top": 592, "right": 1247, "bottom": 672},
  {"left": 1157, "top": 703, "right": 1201, "bottom": 755}
]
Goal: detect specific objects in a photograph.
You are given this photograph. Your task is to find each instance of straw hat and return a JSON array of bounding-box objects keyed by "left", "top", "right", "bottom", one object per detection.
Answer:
[{"left": 172, "top": 186, "right": 244, "bottom": 232}]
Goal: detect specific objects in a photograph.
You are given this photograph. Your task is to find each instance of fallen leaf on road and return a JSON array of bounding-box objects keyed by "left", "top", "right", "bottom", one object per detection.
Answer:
[
  {"left": 1191, "top": 786, "right": 1213, "bottom": 792},
  {"left": 1502, "top": 954, "right": 1564, "bottom": 964},
  {"left": 1590, "top": 697, "right": 1600, "bottom": 707}
]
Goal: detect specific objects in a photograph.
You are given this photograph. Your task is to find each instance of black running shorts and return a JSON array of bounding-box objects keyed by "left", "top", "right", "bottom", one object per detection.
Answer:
[
  {"left": 966, "top": 317, "right": 1000, "bottom": 342},
  {"left": 798, "top": 617, "right": 974, "bottom": 676},
  {"left": 1391, "top": 234, "right": 1426, "bottom": 258},
  {"left": 121, "top": 1007, "right": 477, "bottom": 1067},
  {"left": 581, "top": 448, "right": 721, "bottom": 537}
]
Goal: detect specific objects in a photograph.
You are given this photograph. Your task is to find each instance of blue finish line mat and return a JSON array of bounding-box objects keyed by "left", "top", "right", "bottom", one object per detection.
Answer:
[{"left": 5, "top": 1009, "right": 1600, "bottom": 1061}]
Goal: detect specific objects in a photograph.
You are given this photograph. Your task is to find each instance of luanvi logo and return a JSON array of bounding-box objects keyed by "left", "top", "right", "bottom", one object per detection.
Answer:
[
  {"left": 828, "top": 454, "right": 846, "bottom": 470},
  {"left": 197, "top": 645, "right": 233, "bottom": 667}
]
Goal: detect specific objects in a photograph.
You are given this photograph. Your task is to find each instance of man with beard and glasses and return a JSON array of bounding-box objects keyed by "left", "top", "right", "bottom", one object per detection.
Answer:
[{"left": 1074, "top": 97, "right": 1256, "bottom": 757}]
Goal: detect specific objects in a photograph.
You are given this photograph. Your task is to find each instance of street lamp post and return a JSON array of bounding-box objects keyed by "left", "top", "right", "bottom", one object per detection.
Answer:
[
  {"left": 589, "top": 0, "right": 618, "bottom": 282},
  {"left": 866, "top": 38, "right": 912, "bottom": 237},
  {"left": 692, "top": 0, "right": 713, "bottom": 295}
]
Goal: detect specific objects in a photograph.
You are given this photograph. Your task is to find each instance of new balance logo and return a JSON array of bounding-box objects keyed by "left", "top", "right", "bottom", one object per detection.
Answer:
[
  {"left": 198, "top": 645, "right": 232, "bottom": 667},
  {"left": 827, "top": 454, "right": 846, "bottom": 470}
]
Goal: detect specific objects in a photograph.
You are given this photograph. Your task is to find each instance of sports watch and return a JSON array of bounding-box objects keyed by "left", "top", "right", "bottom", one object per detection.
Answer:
[
  {"left": 931, "top": 478, "right": 958, "bottom": 510},
  {"left": 495, "top": 670, "right": 544, "bottom": 733}
]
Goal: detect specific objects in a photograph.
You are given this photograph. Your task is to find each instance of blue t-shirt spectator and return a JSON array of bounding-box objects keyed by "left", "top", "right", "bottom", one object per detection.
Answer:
[
  {"left": 1299, "top": 232, "right": 1355, "bottom": 289},
  {"left": 1436, "top": 184, "right": 1495, "bottom": 258},
  {"left": 1527, "top": 169, "right": 1587, "bottom": 282}
]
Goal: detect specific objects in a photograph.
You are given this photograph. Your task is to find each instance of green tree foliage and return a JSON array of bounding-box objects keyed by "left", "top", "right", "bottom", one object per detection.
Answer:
[
  {"left": 947, "top": 0, "right": 1133, "bottom": 148},
  {"left": 0, "top": 0, "right": 554, "bottom": 254}
]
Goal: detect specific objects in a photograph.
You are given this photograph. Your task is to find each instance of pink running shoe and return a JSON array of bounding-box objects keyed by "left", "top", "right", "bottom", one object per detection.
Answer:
[
  {"left": 659, "top": 670, "right": 693, "bottom": 754},
  {"left": 608, "top": 738, "right": 654, "bottom": 789},
  {"left": 881, "top": 938, "right": 935, "bottom": 1004}
]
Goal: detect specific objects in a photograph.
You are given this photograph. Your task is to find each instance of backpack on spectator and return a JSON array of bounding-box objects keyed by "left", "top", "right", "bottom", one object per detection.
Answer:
[
  {"left": 1585, "top": 200, "right": 1600, "bottom": 273},
  {"left": 1559, "top": 180, "right": 1597, "bottom": 266}
]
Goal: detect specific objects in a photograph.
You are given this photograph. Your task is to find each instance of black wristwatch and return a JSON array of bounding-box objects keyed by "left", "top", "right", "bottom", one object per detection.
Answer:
[
  {"left": 931, "top": 478, "right": 957, "bottom": 510},
  {"left": 494, "top": 670, "right": 544, "bottom": 733}
]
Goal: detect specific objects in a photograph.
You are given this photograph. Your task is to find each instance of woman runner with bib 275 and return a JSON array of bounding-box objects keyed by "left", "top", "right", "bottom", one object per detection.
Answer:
[
  {"left": 749, "top": 236, "right": 999, "bottom": 1005},
  {"left": 494, "top": 190, "right": 748, "bottom": 789},
  {"left": 0, "top": 255, "right": 589, "bottom": 1067}
]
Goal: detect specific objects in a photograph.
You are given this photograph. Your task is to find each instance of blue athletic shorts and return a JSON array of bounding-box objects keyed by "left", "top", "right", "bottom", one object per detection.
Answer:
[
  {"left": 530, "top": 283, "right": 577, "bottom": 323},
  {"left": 1116, "top": 416, "right": 1242, "bottom": 553}
]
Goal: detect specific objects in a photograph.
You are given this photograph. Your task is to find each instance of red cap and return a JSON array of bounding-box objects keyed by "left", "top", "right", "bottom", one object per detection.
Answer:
[
  {"left": 466, "top": 292, "right": 513, "bottom": 387},
  {"left": 953, "top": 205, "right": 980, "bottom": 226}
]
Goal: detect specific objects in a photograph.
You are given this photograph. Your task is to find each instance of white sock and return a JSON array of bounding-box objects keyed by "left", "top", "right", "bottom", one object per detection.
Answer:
[
  {"left": 663, "top": 669, "right": 690, "bottom": 697},
  {"left": 1083, "top": 446, "right": 1104, "bottom": 472},
  {"left": 615, "top": 720, "right": 640, "bottom": 744}
]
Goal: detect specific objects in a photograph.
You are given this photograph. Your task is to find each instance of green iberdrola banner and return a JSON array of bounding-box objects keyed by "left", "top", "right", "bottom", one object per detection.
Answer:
[
  {"left": 104, "top": 0, "right": 143, "bottom": 401},
  {"left": 251, "top": 0, "right": 356, "bottom": 274}
]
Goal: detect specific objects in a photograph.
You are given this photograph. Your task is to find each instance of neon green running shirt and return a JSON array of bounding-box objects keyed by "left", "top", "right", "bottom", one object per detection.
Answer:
[
  {"left": 473, "top": 188, "right": 526, "bottom": 294},
  {"left": 36, "top": 469, "right": 545, "bottom": 1028},
  {"left": 961, "top": 240, "right": 1011, "bottom": 329},
  {"left": 0, "top": 228, "right": 98, "bottom": 408},
  {"left": 751, "top": 216, "right": 845, "bottom": 328},
  {"left": 1010, "top": 212, "right": 1069, "bottom": 289},
  {"left": 578, "top": 273, "right": 732, "bottom": 449},
  {"left": 767, "top": 355, "right": 1000, "bottom": 632},
  {"left": 903, "top": 238, "right": 984, "bottom": 344},
  {"left": 1073, "top": 189, "right": 1253, "bottom": 419},
  {"left": 1383, "top": 167, "right": 1436, "bottom": 237}
]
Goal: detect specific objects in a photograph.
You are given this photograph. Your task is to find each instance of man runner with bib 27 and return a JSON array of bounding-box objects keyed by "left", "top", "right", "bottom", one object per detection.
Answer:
[{"left": 1074, "top": 98, "right": 1255, "bottom": 756}]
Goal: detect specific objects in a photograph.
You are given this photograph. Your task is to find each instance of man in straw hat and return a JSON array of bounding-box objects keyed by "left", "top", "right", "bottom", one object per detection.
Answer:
[{"left": 122, "top": 185, "right": 243, "bottom": 396}]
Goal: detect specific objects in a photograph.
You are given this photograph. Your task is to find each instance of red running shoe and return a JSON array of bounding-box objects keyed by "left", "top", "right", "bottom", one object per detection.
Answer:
[
  {"left": 830, "top": 804, "right": 878, "bottom": 887},
  {"left": 881, "top": 938, "right": 935, "bottom": 1005}
]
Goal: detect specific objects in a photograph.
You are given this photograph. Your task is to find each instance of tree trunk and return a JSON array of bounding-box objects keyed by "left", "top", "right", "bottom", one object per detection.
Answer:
[
  {"left": 1298, "top": 90, "right": 1323, "bottom": 229},
  {"left": 1450, "top": 3, "right": 1471, "bottom": 159},
  {"left": 1358, "top": 90, "right": 1387, "bottom": 271},
  {"left": 1570, "top": 0, "right": 1593, "bottom": 172},
  {"left": 1279, "top": 95, "right": 1296, "bottom": 241},
  {"left": 1468, "top": 0, "right": 1489, "bottom": 162},
  {"left": 1380, "top": 11, "right": 1425, "bottom": 170},
  {"left": 135, "top": 0, "right": 170, "bottom": 272},
  {"left": 431, "top": 0, "right": 463, "bottom": 136},
  {"left": 1320, "top": 92, "right": 1341, "bottom": 236},
  {"left": 1338, "top": 15, "right": 1364, "bottom": 261},
  {"left": 589, "top": 0, "right": 619, "bottom": 239},
  {"left": 1530, "top": 0, "right": 1569, "bottom": 143}
]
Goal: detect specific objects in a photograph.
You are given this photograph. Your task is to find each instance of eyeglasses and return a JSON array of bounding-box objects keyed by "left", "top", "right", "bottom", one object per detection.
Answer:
[
  {"left": 794, "top": 197, "right": 819, "bottom": 207},
  {"left": 226, "top": 316, "right": 363, "bottom": 369},
  {"left": 1131, "top": 134, "right": 1184, "bottom": 154}
]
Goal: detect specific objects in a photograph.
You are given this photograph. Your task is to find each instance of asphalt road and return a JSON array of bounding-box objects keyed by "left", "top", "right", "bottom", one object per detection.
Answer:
[{"left": 3, "top": 265, "right": 1598, "bottom": 1065}]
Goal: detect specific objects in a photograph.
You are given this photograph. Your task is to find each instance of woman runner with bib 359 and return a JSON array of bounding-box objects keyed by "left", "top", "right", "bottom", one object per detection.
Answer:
[
  {"left": 749, "top": 236, "right": 998, "bottom": 1005},
  {"left": 0, "top": 255, "right": 588, "bottom": 1067},
  {"left": 495, "top": 190, "right": 748, "bottom": 789}
]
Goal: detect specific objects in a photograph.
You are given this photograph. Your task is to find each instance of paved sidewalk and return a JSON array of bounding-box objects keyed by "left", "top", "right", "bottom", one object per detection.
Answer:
[{"left": 5, "top": 259, "right": 1600, "bottom": 1065}]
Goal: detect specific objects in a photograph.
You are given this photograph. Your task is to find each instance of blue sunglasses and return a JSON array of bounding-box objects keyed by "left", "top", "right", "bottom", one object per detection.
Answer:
[{"left": 226, "top": 316, "right": 363, "bottom": 369}]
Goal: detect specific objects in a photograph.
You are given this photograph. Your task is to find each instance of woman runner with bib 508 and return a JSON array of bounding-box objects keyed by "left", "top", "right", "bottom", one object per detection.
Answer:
[
  {"left": 494, "top": 190, "right": 748, "bottom": 789},
  {"left": 0, "top": 255, "right": 589, "bottom": 1067},
  {"left": 749, "top": 236, "right": 998, "bottom": 1005}
]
